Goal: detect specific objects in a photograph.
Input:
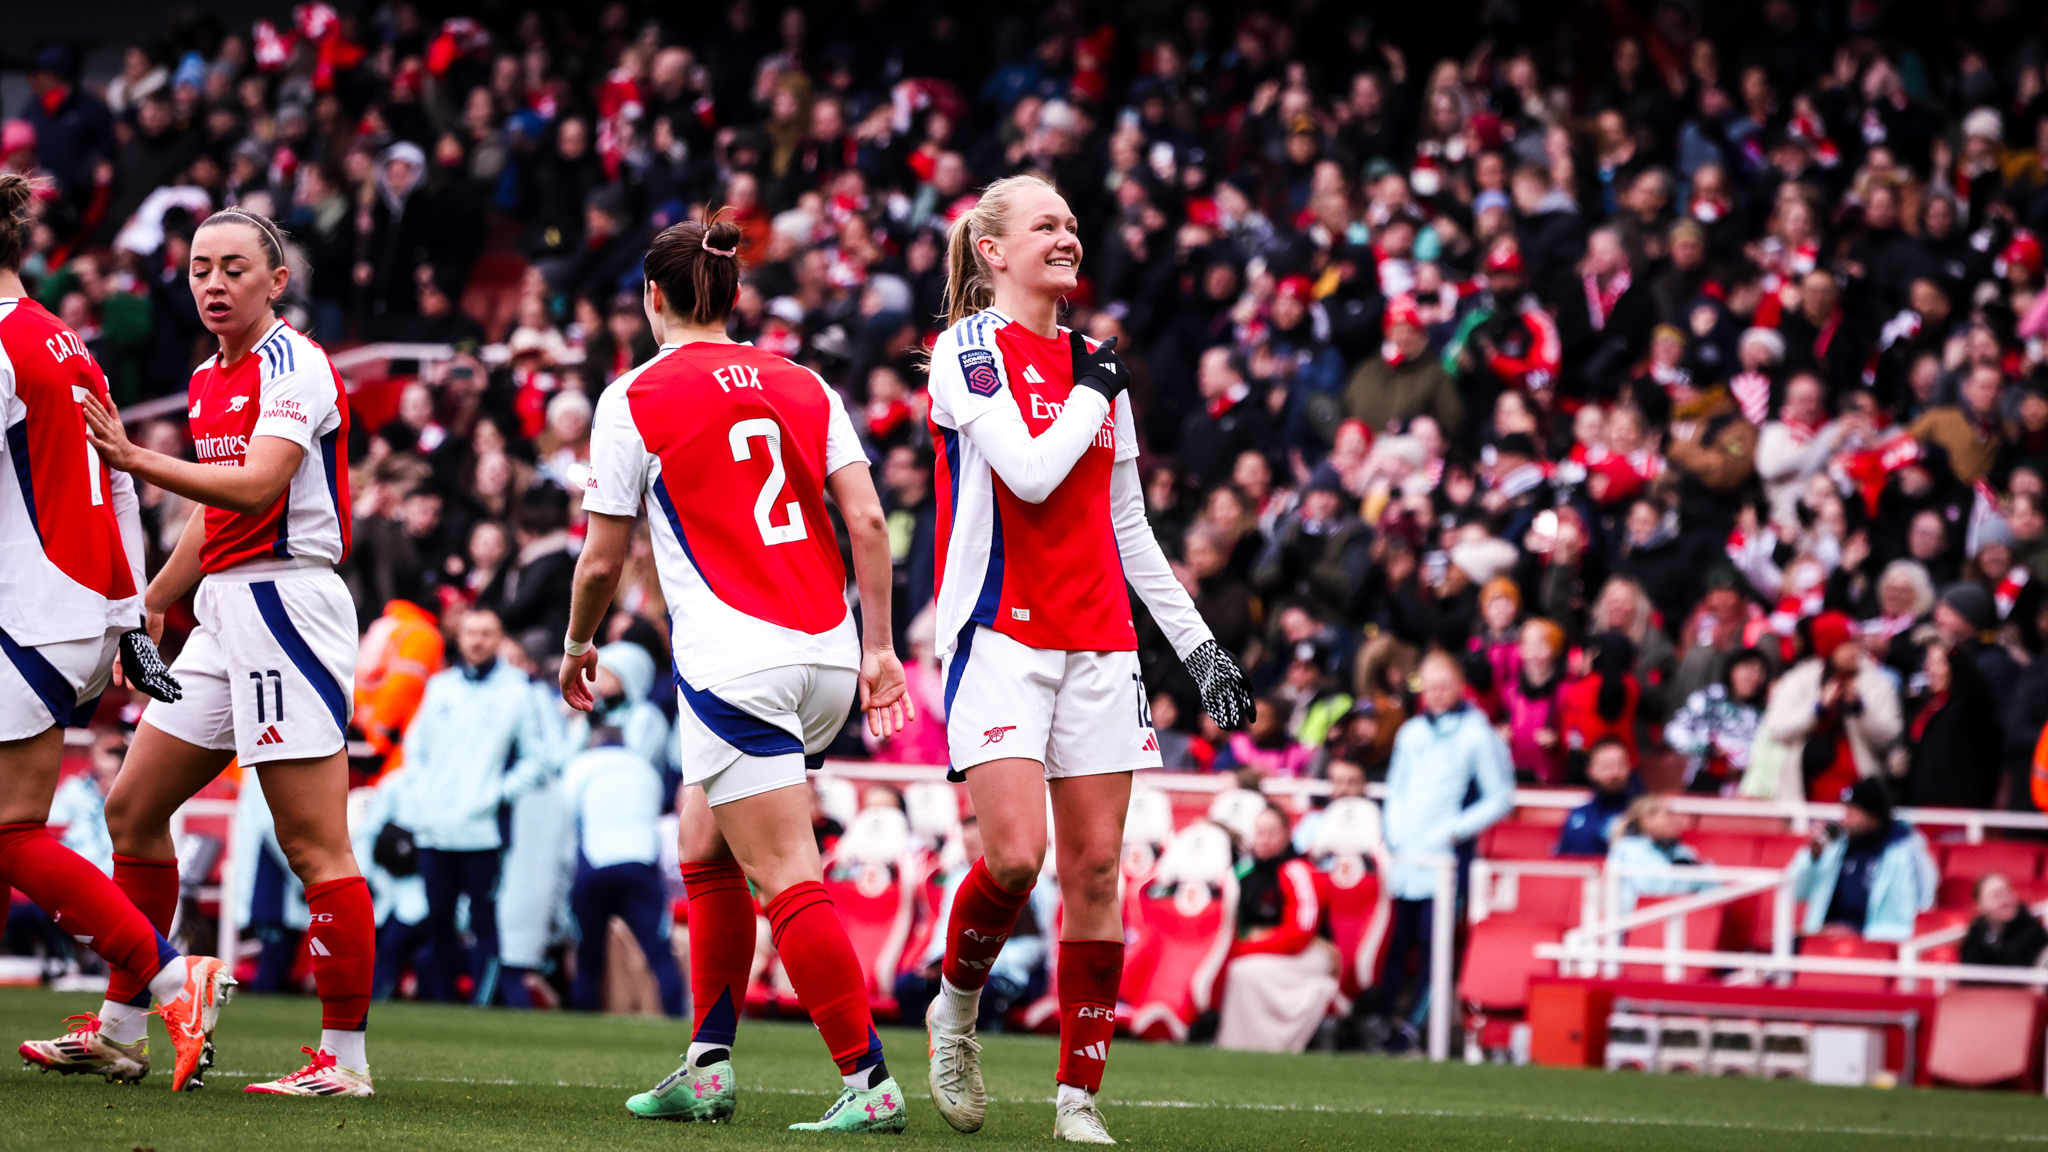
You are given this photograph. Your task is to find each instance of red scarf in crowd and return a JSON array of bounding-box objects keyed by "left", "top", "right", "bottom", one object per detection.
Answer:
[{"left": 1584, "top": 269, "right": 1631, "bottom": 331}]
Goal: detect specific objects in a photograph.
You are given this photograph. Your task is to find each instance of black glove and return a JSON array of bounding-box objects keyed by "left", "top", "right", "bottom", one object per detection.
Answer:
[
  {"left": 118, "top": 629, "right": 182, "bottom": 703},
  {"left": 1069, "top": 331, "right": 1128, "bottom": 403},
  {"left": 1184, "top": 639, "right": 1253, "bottom": 731}
]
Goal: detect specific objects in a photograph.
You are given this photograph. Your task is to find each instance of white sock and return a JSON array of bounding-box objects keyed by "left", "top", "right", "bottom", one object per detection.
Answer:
[
  {"left": 320, "top": 1029, "right": 368, "bottom": 1072},
  {"left": 687, "top": 1041, "right": 731, "bottom": 1068},
  {"left": 1057, "top": 1082, "right": 1094, "bottom": 1109},
  {"left": 842, "top": 1060, "right": 889, "bottom": 1091},
  {"left": 143, "top": 955, "right": 192, "bottom": 1006},
  {"left": 932, "top": 977, "right": 980, "bottom": 1033},
  {"left": 97, "top": 1000, "right": 148, "bottom": 1046}
]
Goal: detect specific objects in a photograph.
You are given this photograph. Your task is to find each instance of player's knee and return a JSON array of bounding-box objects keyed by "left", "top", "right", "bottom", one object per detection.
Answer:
[
  {"left": 982, "top": 840, "right": 1044, "bottom": 893},
  {"left": 101, "top": 790, "right": 152, "bottom": 850},
  {"left": 275, "top": 831, "right": 353, "bottom": 886},
  {"left": 1063, "top": 850, "right": 1120, "bottom": 911}
]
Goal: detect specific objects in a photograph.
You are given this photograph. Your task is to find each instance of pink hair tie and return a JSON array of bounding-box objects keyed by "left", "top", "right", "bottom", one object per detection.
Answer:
[{"left": 701, "top": 233, "right": 738, "bottom": 258}]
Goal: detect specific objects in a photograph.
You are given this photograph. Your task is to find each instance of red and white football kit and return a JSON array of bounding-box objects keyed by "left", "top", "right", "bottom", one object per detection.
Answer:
[
  {"left": 584, "top": 340, "right": 867, "bottom": 806},
  {"left": 143, "top": 319, "right": 358, "bottom": 766},
  {"left": 928, "top": 308, "right": 1213, "bottom": 780},
  {"left": 0, "top": 297, "right": 146, "bottom": 738}
]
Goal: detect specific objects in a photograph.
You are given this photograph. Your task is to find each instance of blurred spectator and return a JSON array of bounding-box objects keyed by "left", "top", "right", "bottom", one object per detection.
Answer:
[
  {"left": 401, "top": 609, "right": 561, "bottom": 1004},
  {"left": 1900, "top": 640, "right": 2001, "bottom": 810},
  {"left": 1292, "top": 759, "right": 1368, "bottom": 854},
  {"left": 1607, "top": 794, "right": 1711, "bottom": 913},
  {"left": 1750, "top": 612, "right": 1902, "bottom": 803},
  {"left": 1376, "top": 653, "right": 1513, "bottom": 1052},
  {"left": 1959, "top": 874, "right": 2048, "bottom": 969},
  {"left": 1215, "top": 805, "right": 1338, "bottom": 1053},
  {"left": 1787, "top": 779, "right": 1936, "bottom": 942},
  {"left": 1554, "top": 738, "right": 1637, "bottom": 857},
  {"left": 353, "top": 592, "right": 447, "bottom": 763},
  {"left": 1664, "top": 647, "right": 1769, "bottom": 794}
]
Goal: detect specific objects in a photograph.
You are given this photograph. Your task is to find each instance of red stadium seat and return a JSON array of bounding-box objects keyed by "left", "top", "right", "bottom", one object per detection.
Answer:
[
  {"left": 1480, "top": 822, "right": 1560, "bottom": 860},
  {"left": 1909, "top": 910, "right": 1972, "bottom": 968},
  {"left": 1302, "top": 798, "right": 1390, "bottom": 996},
  {"left": 1621, "top": 896, "right": 1726, "bottom": 982},
  {"left": 820, "top": 808, "right": 916, "bottom": 1016},
  {"left": 1692, "top": 815, "right": 1792, "bottom": 836},
  {"left": 1484, "top": 873, "right": 1588, "bottom": 927},
  {"left": 1751, "top": 835, "right": 1808, "bottom": 868},
  {"left": 1793, "top": 933, "right": 1895, "bottom": 993},
  {"left": 1458, "top": 919, "right": 1563, "bottom": 1052},
  {"left": 1927, "top": 989, "right": 2044, "bottom": 1088},
  {"left": 1122, "top": 823, "right": 1237, "bottom": 1042},
  {"left": 1507, "top": 806, "right": 1571, "bottom": 828},
  {"left": 1941, "top": 841, "right": 2045, "bottom": 885},
  {"left": 1683, "top": 832, "right": 1761, "bottom": 867}
]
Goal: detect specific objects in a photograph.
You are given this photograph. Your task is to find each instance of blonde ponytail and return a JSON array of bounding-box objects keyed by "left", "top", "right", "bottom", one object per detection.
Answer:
[{"left": 939, "top": 173, "right": 1060, "bottom": 328}]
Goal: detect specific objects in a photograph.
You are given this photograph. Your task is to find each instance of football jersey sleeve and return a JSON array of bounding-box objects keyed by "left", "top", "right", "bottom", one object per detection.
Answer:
[
  {"left": 250, "top": 355, "right": 338, "bottom": 452},
  {"left": 1113, "top": 393, "right": 1140, "bottom": 463},
  {"left": 927, "top": 321, "right": 1014, "bottom": 430},
  {"left": 818, "top": 375, "right": 867, "bottom": 475},
  {"left": 583, "top": 382, "right": 649, "bottom": 517}
]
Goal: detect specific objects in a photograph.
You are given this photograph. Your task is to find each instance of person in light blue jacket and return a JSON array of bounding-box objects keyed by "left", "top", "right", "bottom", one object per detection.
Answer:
[
  {"left": 1606, "top": 795, "right": 1712, "bottom": 914},
  {"left": 400, "top": 607, "right": 561, "bottom": 1003},
  {"left": 1788, "top": 778, "right": 1937, "bottom": 943},
  {"left": 1376, "top": 652, "right": 1515, "bottom": 1051},
  {"left": 352, "top": 765, "right": 429, "bottom": 1001},
  {"left": 562, "top": 686, "right": 683, "bottom": 1017}
]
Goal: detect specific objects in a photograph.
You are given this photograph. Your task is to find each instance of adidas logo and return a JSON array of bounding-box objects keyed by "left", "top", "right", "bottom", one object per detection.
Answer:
[
  {"left": 1141, "top": 731, "right": 1159, "bottom": 752},
  {"left": 308, "top": 936, "right": 331, "bottom": 957},
  {"left": 1022, "top": 364, "right": 1045, "bottom": 385},
  {"left": 255, "top": 725, "right": 284, "bottom": 746},
  {"left": 1070, "top": 1042, "right": 1108, "bottom": 1061}
]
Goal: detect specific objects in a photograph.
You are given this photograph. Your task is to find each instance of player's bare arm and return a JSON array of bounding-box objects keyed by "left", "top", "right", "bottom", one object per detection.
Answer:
[
  {"left": 80, "top": 395, "right": 302, "bottom": 513},
  {"left": 824, "top": 460, "right": 912, "bottom": 738},
  {"left": 561, "top": 509, "right": 632, "bottom": 711}
]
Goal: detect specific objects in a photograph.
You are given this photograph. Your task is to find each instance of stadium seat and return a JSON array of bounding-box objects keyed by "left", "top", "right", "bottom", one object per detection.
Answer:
[
  {"left": 1480, "top": 872, "right": 1588, "bottom": 927},
  {"left": 1122, "top": 822, "right": 1237, "bottom": 1042},
  {"left": 1206, "top": 789, "right": 1267, "bottom": 844},
  {"left": 903, "top": 781, "right": 961, "bottom": 849},
  {"left": 1908, "top": 910, "right": 1972, "bottom": 968},
  {"left": 1683, "top": 832, "right": 1761, "bottom": 867},
  {"left": 1751, "top": 835, "right": 1808, "bottom": 868},
  {"left": 1940, "top": 841, "right": 2045, "bottom": 885},
  {"left": 1123, "top": 787, "right": 1176, "bottom": 883},
  {"left": 1507, "top": 806, "right": 1570, "bottom": 827},
  {"left": 1305, "top": 797, "right": 1390, "bottom": 996},
  {"left": 1692, "top": 815, "right": 1792, "bottom": 836},
  {"left": 1621, "top": 897, "right": 1726, "bottom": 982},
  {"left": 1479, "top": 822, "right": 1560, "bottom": 860},
  {"left": 1792, "top": 933, "right": 1895, "bottom": 993},
  {"left": 1927, "top": 988, "right": 2043, "bottom": 1089},
  {"left": 1458, "top": 919, "right": 1563, "bottom": 1052},
  {"left": 821, "top": 807, "right": 915, "bottom": 1013}
]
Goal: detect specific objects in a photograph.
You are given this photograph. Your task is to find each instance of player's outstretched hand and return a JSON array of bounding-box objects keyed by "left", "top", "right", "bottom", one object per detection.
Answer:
[
  {"left": 1069, "top": 331, "right": 1127, "bottom": 403},
  {"left": 79, "top": 392, "right": 142, "bottom": 473},
  {"left": 560, "top": 647, "right": 600, "bottom": 711},
  {"left": 118, "top": 629, "right": 182, "bottom": 703},
  {"left": 1184, "top": 639, "right": 1254, "bottom": 731},
  {"left": 860, "top": 647, "right": 914, "bottom": 739}
]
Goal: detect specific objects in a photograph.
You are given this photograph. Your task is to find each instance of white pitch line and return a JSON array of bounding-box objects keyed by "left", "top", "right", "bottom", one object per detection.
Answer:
[{"left": 192, "top": 1072, "right": 2045, "bottom": 1143}]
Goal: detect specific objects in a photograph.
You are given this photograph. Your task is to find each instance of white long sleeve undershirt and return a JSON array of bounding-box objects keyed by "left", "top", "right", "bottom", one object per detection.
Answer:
[
  {"left": 955, "top": 387, "right": 1111, "bottom": 504},
  {"left": 1110, "top": 457, "right": 1213, "bottom": 659}
]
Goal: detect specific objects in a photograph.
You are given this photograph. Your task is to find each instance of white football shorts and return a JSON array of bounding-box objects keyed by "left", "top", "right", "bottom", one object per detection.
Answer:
[
  {"left": 142, "top": 562, "right": 358, "bottom": 765},
  {"left": 674, "top": 662, "right": 858, "bottom": 807},
  {"left": 942, "top": 624, "right": 1162, "bottom": 780},
  {"left": 0, "top": 624, "right": 124, "bottom": 741}
]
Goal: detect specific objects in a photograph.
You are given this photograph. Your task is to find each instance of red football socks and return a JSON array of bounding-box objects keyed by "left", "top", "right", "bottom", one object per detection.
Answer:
[
  {"left": 304, "top": 876, "right": 374, "bottom": 1032},
  {"left": 1055, "top": 940, "right": 1123, "bottom": 1093},
  {"left": 0, "top": 824, "right": 175, "bottom": 993},
  {"left": 765, "top": 881, "right": 884, "bottom": 1076},
  {"left": 941, "top": 857, "right": 1033, "bottom": 991},
  {"left": 680, "top": 859, "right": 753, "bottom": 1049},
  {"left": 105, "top": 854, "right": 180, "bottom": 1007}
]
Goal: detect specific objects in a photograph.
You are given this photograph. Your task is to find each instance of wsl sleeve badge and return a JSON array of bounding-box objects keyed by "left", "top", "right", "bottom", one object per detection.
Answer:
[{"left": 960, "top": 348, "right": 1002, "bottom": 397}]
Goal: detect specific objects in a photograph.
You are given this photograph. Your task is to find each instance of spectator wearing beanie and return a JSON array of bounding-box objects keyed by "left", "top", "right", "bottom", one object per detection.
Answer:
[
  {"left": 1665, "top": 647, "right": 1771, "bottom": 795},
  {"left": 1745, "top": 611, "right": 1902, "bottom": 802},
  {"left": 1934, "top": 579, "right": 2021, "bottom": 723},
  {"left": 1787, "top": 778, "right": 1937, "bottom": 942}
]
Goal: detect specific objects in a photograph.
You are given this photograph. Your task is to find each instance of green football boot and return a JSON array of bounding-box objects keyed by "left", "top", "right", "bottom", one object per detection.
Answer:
[
  {"left": 626, "top": 1056, "right": 737, "bottom": 1122},
  {"left": 789, "top": 1076, "right": 908, "bottom": 1134}
]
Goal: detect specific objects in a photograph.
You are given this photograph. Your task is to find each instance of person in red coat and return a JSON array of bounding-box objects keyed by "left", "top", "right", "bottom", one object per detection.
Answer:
[{"left": 1560, "top": 632, "right": 1641, "bottom": 783}]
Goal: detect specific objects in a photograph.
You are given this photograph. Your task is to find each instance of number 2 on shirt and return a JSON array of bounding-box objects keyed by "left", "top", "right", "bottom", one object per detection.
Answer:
[{"left": 730, "top": 418, "right": 807, "bottom": 547}]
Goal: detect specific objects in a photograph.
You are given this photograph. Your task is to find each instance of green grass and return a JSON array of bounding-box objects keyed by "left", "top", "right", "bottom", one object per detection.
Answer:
[{"left": 0, "top": 988, "right": 2043, "bottom": 1151}]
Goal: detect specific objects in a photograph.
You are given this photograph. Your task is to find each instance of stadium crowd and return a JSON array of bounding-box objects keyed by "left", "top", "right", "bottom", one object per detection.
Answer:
[{"left": 9, "top": 0, "right": 2048, "bottom": 1051}]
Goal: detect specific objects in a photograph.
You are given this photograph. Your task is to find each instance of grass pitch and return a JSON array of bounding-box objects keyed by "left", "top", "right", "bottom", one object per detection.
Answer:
[{"left": 0, "top": 988, "right": 2042, "bottom": 1151}]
